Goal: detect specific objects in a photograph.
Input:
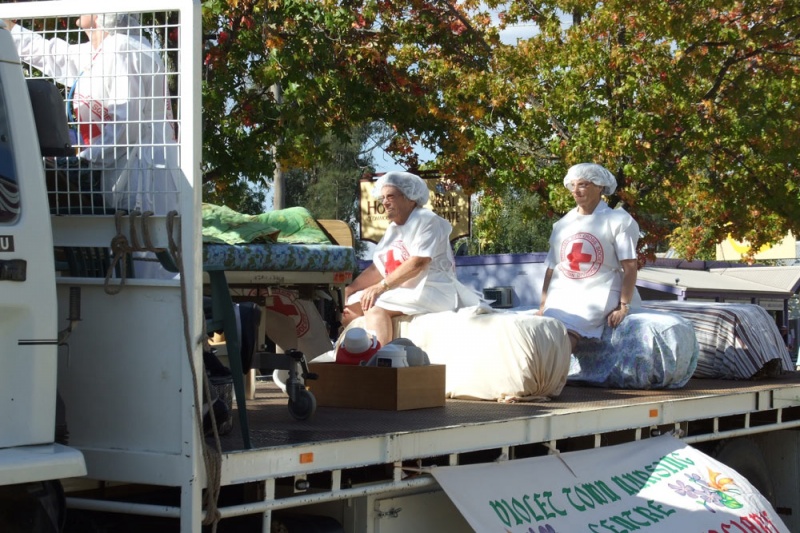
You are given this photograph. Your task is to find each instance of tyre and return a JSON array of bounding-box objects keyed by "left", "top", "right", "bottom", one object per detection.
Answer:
[
  {"left": 288, "top": 387, "right": 317, "bottom": 421},
  {"left": 711, "top": 438, "right": 776, "bottom": 506},
  {"left": 0, "top": 480, "right": 65, "bottom": 533}
]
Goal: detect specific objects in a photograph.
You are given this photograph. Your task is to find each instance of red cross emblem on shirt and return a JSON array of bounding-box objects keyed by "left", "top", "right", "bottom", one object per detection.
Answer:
[
  {"left": 268, "top": 295, "right": 299, "bottom": 317},
  {"left": 265, "top": 287, "right": 310, "bottom": 335},
  {"left": 385, "top": 249, "right": 403, "bottom": 275},
  {"left": 559, "top": 232, "right": 604, "bottom": 279},
  {"left": 566, "top": 242, "right": 593, "bottom": 271}
]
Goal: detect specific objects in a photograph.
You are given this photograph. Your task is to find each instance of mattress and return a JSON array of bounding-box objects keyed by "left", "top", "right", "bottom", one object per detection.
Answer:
[
  {"left": 641, "top": 301, "right": 793, "bottom": 379},
  {"left": 203, "top": 243, "right": 356, "bottom": 274},
  {"left": 343, "top": 307, "right": 571, "bottom": 402},
  {"left": 202, "top": 204, "right": 356, "bottom": 279}
]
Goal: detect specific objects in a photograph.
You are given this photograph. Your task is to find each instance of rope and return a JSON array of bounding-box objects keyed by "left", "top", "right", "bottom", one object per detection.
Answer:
[
  {"left": 128, "top": 210, "right": 143, "bottom": 250},
  {"left": 140, "top": 211, "right": 157, "bottom": 250},
  {"left": 105, "top": 210, "right": 224, "bottom": 529},
  {"left": 167, "top": 211, "right": 224, "bottom": 531},
  {"left": 104, "top": 210, "right": 168, "bottom": 294},
  {"left": 105, "top": 211, "right": 131, "bottom": 295}
]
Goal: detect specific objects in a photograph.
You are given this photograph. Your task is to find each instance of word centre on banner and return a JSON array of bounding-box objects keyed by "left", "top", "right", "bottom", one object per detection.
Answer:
[{"left": 430, "top": 435, "right": 787, "bottom": 533}]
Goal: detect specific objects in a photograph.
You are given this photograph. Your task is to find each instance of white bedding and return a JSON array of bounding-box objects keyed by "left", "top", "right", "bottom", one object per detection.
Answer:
[{"left": 343, "top": 307, "right": 571, "bottom": 402}]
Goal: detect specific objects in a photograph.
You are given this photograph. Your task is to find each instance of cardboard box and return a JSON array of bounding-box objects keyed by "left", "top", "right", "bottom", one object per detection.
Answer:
[{"left": 307, "top": 363, "right": 446, "bottom": 410}]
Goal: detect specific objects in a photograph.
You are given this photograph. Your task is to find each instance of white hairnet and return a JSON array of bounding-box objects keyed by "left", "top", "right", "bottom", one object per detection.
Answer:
[
  {"left": 563, "top": 163, "right": 617, "bottom": 195},
  {"left": 371, "top": 171, "right": 430, "bottom": 206},
  {"left": 96, "top": 13, "right": 140, "bottom": 34}
]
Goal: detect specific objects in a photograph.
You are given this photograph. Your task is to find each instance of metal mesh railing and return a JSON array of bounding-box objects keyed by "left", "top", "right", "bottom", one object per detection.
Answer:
[{"left": 10, "top": 11, "right": 182, "bottom": 215}]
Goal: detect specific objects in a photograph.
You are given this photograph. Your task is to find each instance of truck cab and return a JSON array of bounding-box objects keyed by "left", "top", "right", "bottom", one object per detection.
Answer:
[{"left": 0, "top": 19, "right": 86, "bottom": 532}]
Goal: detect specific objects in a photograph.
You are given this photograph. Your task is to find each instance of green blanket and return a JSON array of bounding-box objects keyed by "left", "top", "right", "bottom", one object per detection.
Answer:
[{"left": 202, "top": 204, "right": 332, "bottom": 245}]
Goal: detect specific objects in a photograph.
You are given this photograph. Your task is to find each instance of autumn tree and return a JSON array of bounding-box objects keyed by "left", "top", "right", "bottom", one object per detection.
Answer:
[
  {"left": 202, "top": 1, "right": 800, "bottom": 261},
  {"left": 435, "top": 0, "right": 800, "bottom": 260},
  {"left": 200, "top": 0, "right": 497, "bottom": 201},
  {"left": 283, "top": 124, "right": 378, "bottom": 258}
]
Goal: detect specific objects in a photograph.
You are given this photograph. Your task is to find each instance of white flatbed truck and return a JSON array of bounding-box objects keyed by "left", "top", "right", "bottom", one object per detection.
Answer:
[{"left": 2, "top": 2, "right": 800, "bottom": 532}]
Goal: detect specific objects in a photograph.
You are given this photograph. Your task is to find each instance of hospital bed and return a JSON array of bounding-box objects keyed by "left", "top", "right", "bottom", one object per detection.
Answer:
[{"left": 202, "top": 219, "right": 357, "bottom": 448}]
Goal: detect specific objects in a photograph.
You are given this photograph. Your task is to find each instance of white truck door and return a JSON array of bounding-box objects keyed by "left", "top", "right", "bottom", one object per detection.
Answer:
[{"left": 0, "top": 26, "right": 60, "bottom": 451}]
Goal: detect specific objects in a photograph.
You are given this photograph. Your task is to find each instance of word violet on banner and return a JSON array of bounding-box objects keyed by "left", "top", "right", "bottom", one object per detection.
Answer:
[{"left": 430, "top": 435, "right": 787, "bottom": 533}]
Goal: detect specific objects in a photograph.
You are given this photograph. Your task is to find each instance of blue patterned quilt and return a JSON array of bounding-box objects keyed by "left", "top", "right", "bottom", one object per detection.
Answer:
[
  {"left": 201, "top": 205, "right": 357, "bottom": 274},
  {"left": 568, "top": 310, "right": 699, "bottom": 389},
  {"left": 203, "top": 243, "right": 356, "bottom": 273}
]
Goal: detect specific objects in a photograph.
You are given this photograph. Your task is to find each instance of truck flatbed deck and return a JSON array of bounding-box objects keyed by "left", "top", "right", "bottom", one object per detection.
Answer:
[
  {"left": 222, "top": 372, "right": 800, "bottom": 453},
  {"left": 64, "top": 373, "right": 800, "bottom": 532}
]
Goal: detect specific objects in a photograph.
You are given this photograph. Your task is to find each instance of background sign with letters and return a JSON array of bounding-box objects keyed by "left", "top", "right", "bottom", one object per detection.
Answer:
[{"left": 359, "top": 173, "right": 470, "bottom": 244}]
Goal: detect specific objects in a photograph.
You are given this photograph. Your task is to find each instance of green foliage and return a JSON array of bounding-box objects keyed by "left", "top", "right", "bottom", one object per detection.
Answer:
[
  {"left": 283, "top": 125, "right": 375, "bottom": 257},
  {"left": 470, "top": 188, "right": 555, "bottom": 255},
  {"left": 200, "top": 0, "right": 495, "bottom": 190},
  {"left": 200, "top": 1, "right": 800, "bottom": 260},
  {"left": 438, "top": 0, "right": 800, "bottom": 261},
  {"left": 203, "top": 178, "right": 268, "bottom": 215}
]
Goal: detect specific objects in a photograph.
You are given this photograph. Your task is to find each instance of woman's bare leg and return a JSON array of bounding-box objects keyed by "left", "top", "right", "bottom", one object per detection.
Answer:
[
  {"left": 341, "top": 303, "right": 364, "bottom": 329},
  {"left": 567, "top": 330, "right": 580, "bottom": 353},
  {"left": 364, "top": 306, "right": 403, "bottom": 347}
]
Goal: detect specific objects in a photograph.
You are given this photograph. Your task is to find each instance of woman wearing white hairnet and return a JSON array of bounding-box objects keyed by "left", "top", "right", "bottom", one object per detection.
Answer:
[
  {"left": 343, "top": 171, "right": 482, "bottom": 346},
  {"left": 537, "top": 163, "right": 641, "bottom": 351},
  {"left": 4, "top": 13, "right": 179, "bottom": 217}
]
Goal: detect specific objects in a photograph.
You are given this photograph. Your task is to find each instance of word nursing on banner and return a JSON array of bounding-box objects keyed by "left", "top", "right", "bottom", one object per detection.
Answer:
[{"left": 431, "top": 435, "right": 787, "bottom": 533}]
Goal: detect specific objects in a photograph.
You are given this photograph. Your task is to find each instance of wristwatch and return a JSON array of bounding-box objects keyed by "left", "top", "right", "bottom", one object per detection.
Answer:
[
  {"left": 381, "top": 279, "right": 391, "bottom": 291},
  {"left": 620, "top": 302, "right": 630, "bottom": 311}
]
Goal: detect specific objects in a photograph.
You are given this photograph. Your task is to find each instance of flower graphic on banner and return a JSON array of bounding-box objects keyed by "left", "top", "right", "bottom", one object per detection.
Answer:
[{"left": 668, "top": 468, "right": 743, "bottom": 512}]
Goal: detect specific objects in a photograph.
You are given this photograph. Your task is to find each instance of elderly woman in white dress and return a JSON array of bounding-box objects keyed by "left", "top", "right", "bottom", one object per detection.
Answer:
[
  {"left": 343, "top": 171, "right": 481, "bottom": 347},
  {"left": 537, "top": 163, "right": 641, "bottom": 351}
]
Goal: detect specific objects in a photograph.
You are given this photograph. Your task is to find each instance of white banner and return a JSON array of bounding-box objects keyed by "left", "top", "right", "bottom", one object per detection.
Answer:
[{"left": 431, "top": 435, "right": 787, "bottom": 533}]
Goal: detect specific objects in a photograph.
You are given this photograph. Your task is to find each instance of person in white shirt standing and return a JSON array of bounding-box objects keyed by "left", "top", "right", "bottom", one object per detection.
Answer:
[
  {"left": 537, "top": 163, "right": 641, "bottom": 351},
  {"left": 4, "top": 12, "right": 179, "bottom": 216}
]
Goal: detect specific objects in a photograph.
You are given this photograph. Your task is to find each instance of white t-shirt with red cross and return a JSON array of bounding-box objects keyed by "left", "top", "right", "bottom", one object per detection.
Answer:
[
  {"left": 365, "top": 207, "right": 480, "bottom": 315},
  {"left": 543, "top": 201, "right": 640, "bottom": 338}
]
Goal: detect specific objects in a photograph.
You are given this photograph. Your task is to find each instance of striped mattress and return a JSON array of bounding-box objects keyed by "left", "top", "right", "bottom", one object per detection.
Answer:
[{"left": 641, "top": 301, "right": 793, "bottom": 379}]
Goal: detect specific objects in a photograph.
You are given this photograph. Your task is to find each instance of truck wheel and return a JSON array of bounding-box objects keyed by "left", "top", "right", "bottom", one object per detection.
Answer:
[
  {"left": 0, "top": 480, "right": 65, "bottom": 533},
  {"left": 288, "top": 387, "right": 317, "bottom": 421},
  {"left": 711, "top": 438, "right": 775, "bottom": 506}
]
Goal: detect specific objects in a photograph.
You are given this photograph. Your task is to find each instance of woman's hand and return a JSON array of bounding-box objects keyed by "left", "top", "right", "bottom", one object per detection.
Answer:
[
  {"left": 359, "top": 281, "right": 389, "bottom": 311},
  {"left": 607, "top": 305, "right": 628, "bottom": 328}
]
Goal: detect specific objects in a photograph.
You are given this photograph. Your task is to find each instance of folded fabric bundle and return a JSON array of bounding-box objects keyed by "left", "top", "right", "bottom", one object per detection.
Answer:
[
  {"left": 568, "top": 310, "right": 699, "bottom": 389},
  {"left": 201, "top": 204, "right": 331, "bottom": 245}
]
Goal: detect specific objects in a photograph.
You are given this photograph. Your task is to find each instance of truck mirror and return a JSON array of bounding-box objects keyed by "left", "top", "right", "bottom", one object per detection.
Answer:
[{"left": 25, "top": 79, "right": 73, "bottom": 158}]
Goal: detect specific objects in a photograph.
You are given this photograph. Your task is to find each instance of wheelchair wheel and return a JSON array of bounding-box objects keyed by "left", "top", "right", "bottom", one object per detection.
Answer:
[{"left": 288, "top": 386, "right": 317, "bottom": 421}]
